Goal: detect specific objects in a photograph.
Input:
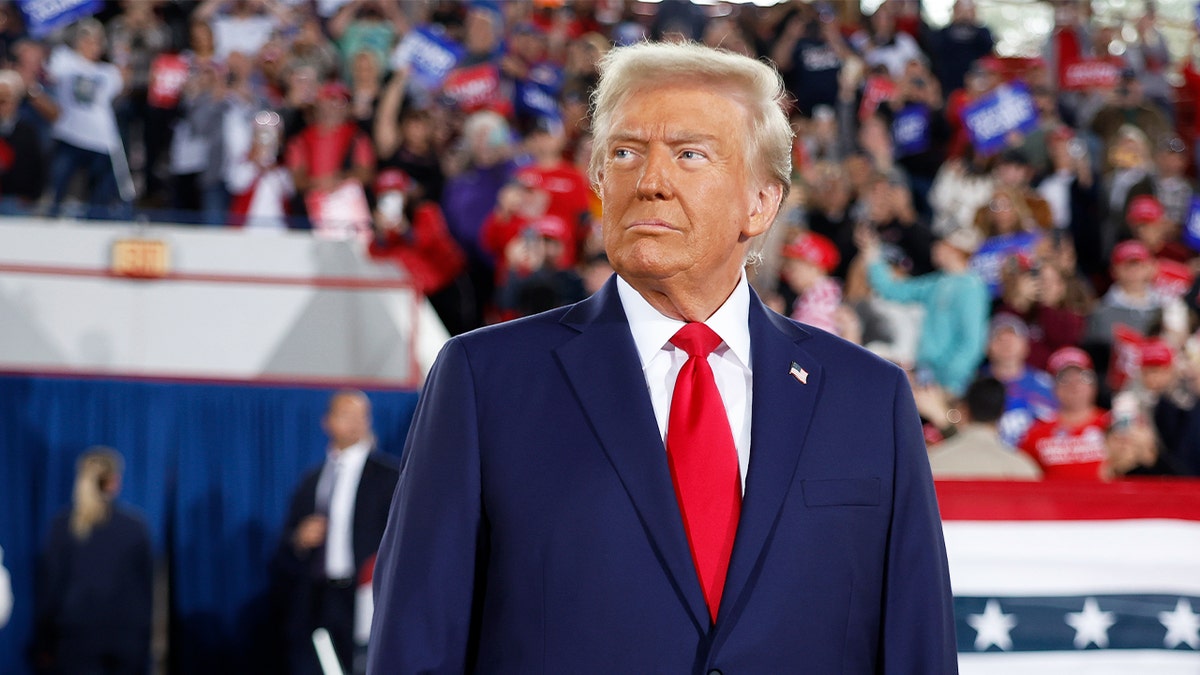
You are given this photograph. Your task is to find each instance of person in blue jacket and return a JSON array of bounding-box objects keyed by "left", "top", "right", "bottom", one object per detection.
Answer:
[{"left": 860, "top": 223, "right": 990, "bottom": 396}]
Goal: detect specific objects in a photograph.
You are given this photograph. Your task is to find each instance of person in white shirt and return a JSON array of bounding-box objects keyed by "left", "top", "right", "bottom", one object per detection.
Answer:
[
  {"left": 194, "top": 0, "right": 290, "bottom": 62},
  {"left": 273, "top": 390, "right": 398, "bottom": 675},
  {"left": 45, "top": 19, "right": 132, "bottom": 219}
]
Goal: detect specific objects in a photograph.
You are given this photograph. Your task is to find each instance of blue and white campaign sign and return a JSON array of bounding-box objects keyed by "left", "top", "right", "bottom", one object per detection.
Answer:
[
  {"left": 515, "top": 79, "right": 562, "bottom": 128},
  {"left": 389, "top": 25, "right": 464, "bottom": 92},
  {"left": 939, "top": 480, "right": 1200, "bottom": 674},
  {"left": 963, "top": 82, "right": 1039, "bottom": 156},
  {"left": 892, "top": 104, "right": 931, "bottom": 157},
  {"left": 969, "top": 231, "right": 1042, "bottom": 297},
  {"left": 1183, "top": 196, "right": 1200, "bottom": 252},
  {"left": 18, "top": 0, "right": 102, "bottom": 38}
]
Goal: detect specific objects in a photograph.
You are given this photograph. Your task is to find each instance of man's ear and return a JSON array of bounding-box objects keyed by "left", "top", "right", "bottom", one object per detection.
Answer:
[{"left": 744, "top": 181, "right": 784, "bottom": 239}]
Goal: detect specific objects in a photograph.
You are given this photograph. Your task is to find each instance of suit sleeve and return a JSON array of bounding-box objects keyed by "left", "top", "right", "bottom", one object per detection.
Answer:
[
  {"left": 880, "top": 368, "right": 959, "bottom": 674},
  {"left": 272, "top": 472, "right": 319, "bottom": 581},
  {"left": 368, "top": 338, "right": 485, "bottom": 674}
]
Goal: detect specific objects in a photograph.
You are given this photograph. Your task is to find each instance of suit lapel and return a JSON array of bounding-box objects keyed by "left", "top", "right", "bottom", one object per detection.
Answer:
[
  {"left": 555, "top": 278, "right": 710, "bottom": 632},
  {"left": 717, "top": 293, "right": 822, "bottom": 627}
]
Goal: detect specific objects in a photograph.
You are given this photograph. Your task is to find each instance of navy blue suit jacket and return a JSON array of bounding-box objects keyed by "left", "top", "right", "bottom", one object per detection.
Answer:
[{"left": 369, "top": 277, "right": 957, "bottom": 673}]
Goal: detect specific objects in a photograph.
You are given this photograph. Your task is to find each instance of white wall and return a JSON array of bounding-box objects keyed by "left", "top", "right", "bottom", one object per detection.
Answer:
[{"left": 0, "top": 219, "right": 448, "bottom": 386}]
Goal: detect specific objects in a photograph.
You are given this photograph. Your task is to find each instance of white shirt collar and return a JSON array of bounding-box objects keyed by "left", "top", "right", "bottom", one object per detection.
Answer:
[
  {"left": 615, "top": 273, "right": 752, "bottom": 370},
  {"left": 328, "top": 438, "right": 372, "bottom": 465}
]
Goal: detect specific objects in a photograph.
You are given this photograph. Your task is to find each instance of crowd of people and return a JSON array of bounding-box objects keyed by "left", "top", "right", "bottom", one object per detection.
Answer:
[{"left": 2, "top": 0, "right": 1200, "bottom": 482}]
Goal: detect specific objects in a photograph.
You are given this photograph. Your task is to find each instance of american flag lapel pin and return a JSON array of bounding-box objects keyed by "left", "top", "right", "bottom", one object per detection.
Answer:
[{"left": 789, "top": 361, "right": 809, "bottom": 385}]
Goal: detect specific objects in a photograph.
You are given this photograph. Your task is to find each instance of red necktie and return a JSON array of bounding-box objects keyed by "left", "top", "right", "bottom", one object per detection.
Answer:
[{"left": 667, "top": 322, "right": 742, "bottom": 623}]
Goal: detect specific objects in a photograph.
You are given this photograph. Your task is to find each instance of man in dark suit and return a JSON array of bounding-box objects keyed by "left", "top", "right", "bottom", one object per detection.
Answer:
[
  {"left": 276, "top": 390, "right": 398, "bottom": 675},
  {"left": 369, "top": 41, "right": 956, "bottom": 673}
]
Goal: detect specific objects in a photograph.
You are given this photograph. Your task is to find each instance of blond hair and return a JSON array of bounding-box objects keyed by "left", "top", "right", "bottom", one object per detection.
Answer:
[
  {"left": 587, "top": 41, "right": 793, "bottom": 195},
  {"left": 70, "top": 447, "right": 123, "bottom": 540}
]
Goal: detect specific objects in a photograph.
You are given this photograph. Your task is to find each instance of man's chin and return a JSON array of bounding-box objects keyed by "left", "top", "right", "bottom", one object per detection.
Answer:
[{"left": 609, "top": 254, "right": 681, "bottom": 285}]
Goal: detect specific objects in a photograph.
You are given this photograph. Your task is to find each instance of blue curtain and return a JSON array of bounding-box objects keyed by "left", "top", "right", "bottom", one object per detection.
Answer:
[{"left": 0, "top": 374, "right": 419, "bottom": 675}]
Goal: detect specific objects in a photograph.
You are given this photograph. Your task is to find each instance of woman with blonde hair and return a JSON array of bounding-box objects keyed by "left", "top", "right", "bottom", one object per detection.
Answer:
[{"left": 33, "top": 447, "right": 152, "bottom": 675}]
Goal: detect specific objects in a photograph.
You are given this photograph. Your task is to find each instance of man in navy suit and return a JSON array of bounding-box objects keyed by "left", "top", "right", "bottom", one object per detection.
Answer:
[
  {"left": 369, "top": 42, "right": 956, "bottom": 673},
  {"left": 275, "top": 390, "right": 398, "bottom": 675}
]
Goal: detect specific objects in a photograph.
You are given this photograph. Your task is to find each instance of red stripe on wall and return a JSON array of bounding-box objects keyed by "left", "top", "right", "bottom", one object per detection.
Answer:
[{"left": 936, "top": 479, "right": 1200, "bottom": 522}]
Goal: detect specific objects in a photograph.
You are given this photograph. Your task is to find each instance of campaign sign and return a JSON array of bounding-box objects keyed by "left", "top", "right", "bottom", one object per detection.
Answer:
[
  {"left": 389, "top": 25, "right": 464, "bottom": 92},
  {"left": 859, "top": 75, "right": 896, "bottom": 121},
  {"left": 969, "top": 231, "right": 1041, "bottom": 297},
  {"left": 892, "top": 104, "right": 930, "bottom": 157},
  {"left": 147, "top": 54, "right": 189, "bottom": 109},
  {"left": 963, "top": 82, "right": 1039, "bottom": 155},
  {"left": 1109, "top": 323, "right": 1143, "bottom": 392},
  {"left": 526, "top": 63, "right": 563, "bottom": 94},
  {"left": 515, "top": 79, "right": 561, "bottom": 125},
  {"left": 1184, "top": 196, "right": 1200, "bottom": 252},
  {"left": 306, "top": 180, "right": 372, "bottom": 245},
  {"left": 1061, "top": 59, "right": 1120, "bottom": 91},
  {"left": 19, "top": 0, "right": 102, "bottom": 38},
  {"left": 1155, "top": 258, "right": 1194, "bottom": 298},
  {"left": 443, "top": 63, "right": 501, "bottom": 113}
]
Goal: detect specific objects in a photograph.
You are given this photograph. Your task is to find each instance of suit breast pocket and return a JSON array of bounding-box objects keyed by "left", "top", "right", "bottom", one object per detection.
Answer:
[{"left": 801, "top": 478, "right": 881, "bottom": 507}]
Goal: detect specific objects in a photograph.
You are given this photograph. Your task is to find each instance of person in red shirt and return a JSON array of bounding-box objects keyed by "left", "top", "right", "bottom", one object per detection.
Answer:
[
  {"left": 480, "top": 179, "right": 551, "bottom": 281},
  {"left": 514, "top": 122, "right": 592, "bottom": 265},
  {"left": 1019, "top": 346, "right": 1110, "bottom": 480},
  {"left": 285, "top": 81, "right": 375, "bottom": 223},
  {"left": 368, "top": 169, "right": 470, "bottom": 335}
]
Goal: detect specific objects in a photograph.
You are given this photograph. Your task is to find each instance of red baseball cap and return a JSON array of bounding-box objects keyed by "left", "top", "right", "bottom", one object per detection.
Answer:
[
  {"left": 1126, "top": 195, "right": 1166, "bottom": 226},
  {"left": 782, "top": 231, "right": 841, "bottom": 273},
  {"left": 1048, "top": 346, "right": 1094, "bottom": 376},
  {"left": 1112, "top": 240, "right": 1152, "bottom": 266},
  {"left": 375, "top": 169, "right": 412, "bottom": 195},
  {"left": 1140, "top": 340, "right": 1174, "bottom": 369},
  {"left": 530, "top": 215, "right": 570, "bottom": 241}
]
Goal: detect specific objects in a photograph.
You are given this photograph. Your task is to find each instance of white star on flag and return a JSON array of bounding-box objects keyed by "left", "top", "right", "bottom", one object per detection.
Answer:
[
  {"left": 967, "top": 599, "right": 1017, "bottom": 651},
  {"left": 1159, "top": 598, "right": 1200, "bottom": 649},
  {"left": 1066, "top": 597, "right": 1117, "bottom": 648}
]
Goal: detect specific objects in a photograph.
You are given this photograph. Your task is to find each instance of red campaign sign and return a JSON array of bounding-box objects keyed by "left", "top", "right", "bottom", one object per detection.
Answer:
[
  {"left": 859, "top": 75, "right": 896, "bottom": 120},
  {"left": 442, "top": 63, "right": 501, "bottom": 113},
  {"left": 148, "top": 53, "right": 189, "bottom": 109},
  {"left": 1109, "top": 323, "right": 1144, "bottom": 392},
  {"left": 305, "top": 180, "right": 373, "bottom": 245},
  {"left": 1061, "top": 59, "right": 1120, "bottom": 91},
  {"left": 1155, "top": 258, "right": 1194, "bottom": 298}
]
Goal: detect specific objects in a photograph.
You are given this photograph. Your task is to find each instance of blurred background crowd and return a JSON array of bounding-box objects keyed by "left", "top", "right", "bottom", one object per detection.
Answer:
[{"left": 4, "top": 0, "right": 1200, "bottom": 483}]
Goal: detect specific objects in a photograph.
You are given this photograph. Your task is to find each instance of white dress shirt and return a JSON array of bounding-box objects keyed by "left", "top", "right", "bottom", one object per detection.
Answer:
[
  {"left": 616, "top": 275, "right": 753, "bottom": 494},
  {"left": 316, "top": 439, "right": 372, "bottom": 580}
]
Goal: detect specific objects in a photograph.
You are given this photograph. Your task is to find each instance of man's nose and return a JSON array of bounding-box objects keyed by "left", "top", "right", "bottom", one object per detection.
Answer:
[{"left": 635, "top": 146, "right": 674, "bottom": 200}]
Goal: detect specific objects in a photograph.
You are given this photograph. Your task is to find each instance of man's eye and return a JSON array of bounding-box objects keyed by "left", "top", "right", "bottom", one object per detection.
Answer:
[
  {"left": 680, "top": 150, "right": 705, "bottom": 160},
  {"left": 613, "top": 148, "right": 633, "bottom": 159}
]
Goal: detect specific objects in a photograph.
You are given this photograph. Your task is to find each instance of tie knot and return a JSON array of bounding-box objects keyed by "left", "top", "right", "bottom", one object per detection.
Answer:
[{"left": 670, "top": 322, "right": 723, "bottom": 358}]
